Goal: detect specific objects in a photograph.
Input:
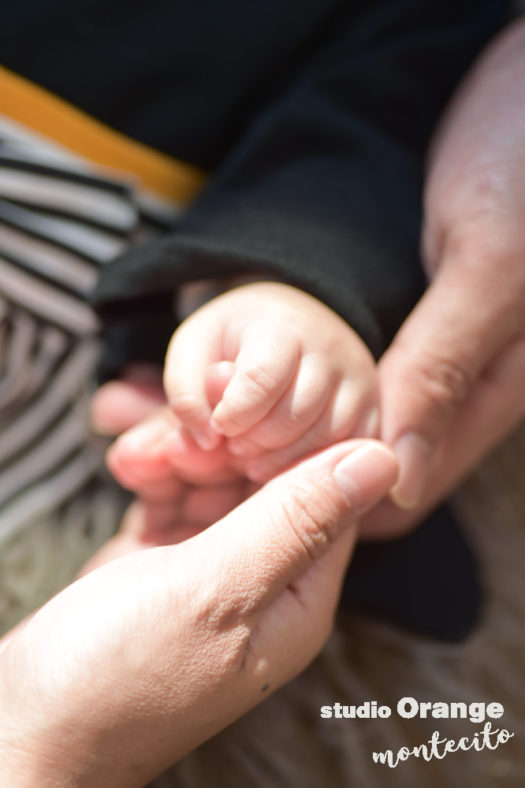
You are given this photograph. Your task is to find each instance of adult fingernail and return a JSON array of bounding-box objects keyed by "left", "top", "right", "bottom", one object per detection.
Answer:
[
  {"left": 390, "top": 433, "right": 433, "bottom": 510},
  {"left": 169, "top": 394, "right": 219, "bottom": 450},
  {"left": 333, "top": 443, "right": 398, "bottom": 514}
]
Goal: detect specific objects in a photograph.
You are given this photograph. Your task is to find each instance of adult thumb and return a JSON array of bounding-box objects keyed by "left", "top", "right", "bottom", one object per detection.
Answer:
[
  {"left": 198, "top": 440, "right": 398, "bottom": 613},
  {"left": 379, "top": 259, "right": 511, "bottom": 510}
]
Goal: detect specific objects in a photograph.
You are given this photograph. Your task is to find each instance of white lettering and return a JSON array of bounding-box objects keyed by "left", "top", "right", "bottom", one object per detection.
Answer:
[
  {"left": 487, "top": 702, "right": 504, "bottom": 720},
  {"left": 397, "top": 697, "right": 419, "bottom": 719},
  {"left": 372, "top": 725, "right": 514, "bottom": 769}
]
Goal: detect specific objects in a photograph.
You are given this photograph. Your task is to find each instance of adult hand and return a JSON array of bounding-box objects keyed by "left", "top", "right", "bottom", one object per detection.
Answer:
[
  {"left": 90, "top": 363, "right": 252, "bottom": 564},
  {"left": 90, "top": 363, "right": 166, "bottom": 436},
  {"left": 371, "top": 19, "right": 525, "bottom": 525},
  {"left": 0, "top": 439, "right": 397, "bottom": 787}
]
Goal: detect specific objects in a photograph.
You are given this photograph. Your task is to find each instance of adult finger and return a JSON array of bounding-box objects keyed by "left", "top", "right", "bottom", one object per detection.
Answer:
[
  {"left": 379, "top": 252, "right": 519, "bottom": 509},
  {"left": 90, "top": 370, "right": 165, "bottom": 436},
  {"left": 362, "top": 331, "right": 525, "bottom": 537}
]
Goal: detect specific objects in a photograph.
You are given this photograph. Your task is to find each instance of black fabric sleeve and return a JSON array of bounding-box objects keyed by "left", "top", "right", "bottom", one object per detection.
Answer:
[{"left": 93, "top": 0, "right": 508, "bottom": 380}]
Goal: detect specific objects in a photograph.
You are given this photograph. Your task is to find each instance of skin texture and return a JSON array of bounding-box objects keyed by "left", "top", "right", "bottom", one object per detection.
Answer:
[
  {"left": 163, "top": 282, "right": 379, "bottom": 481},
  {"left": 0, "top": 440, "right": 398, "bottom": 787},
  {"left": 375, "top": 19, "right": 525, "bottom": 518}
]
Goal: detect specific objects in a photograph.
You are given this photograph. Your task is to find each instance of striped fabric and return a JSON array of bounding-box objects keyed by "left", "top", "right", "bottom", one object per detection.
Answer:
[{"left": 0, "top": 115, "right": 181, "bottom": 546}]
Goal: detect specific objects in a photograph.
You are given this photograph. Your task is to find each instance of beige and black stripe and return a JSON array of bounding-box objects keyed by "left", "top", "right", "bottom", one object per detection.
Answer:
[{"left": 0, "top": 68, "right": 207, "bottom": 545}]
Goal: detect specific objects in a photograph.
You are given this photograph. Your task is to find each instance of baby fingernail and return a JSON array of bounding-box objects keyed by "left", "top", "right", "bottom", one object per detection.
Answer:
[
  {"left": 170, "top": 393, "right": 198, "bottom": 416},
  {"left": 390, "top": 433, "right": 433, "bottom": 510},
  {"left": 333, "top": 443, "right": 399, "bottom": 514},
  {"left": 209, "top": 407, "right": 225, "bottom": 431}
]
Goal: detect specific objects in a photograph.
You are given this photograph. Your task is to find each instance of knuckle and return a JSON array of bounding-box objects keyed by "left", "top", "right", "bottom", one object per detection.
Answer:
[
  {"left": 215, "top": 365, "right": 283, "bottom": 434},
  {"left": 238, "top": 364, "right": 281, "bottom": 401},
  {"left": 279, "top": 480, "right": 339, "bottom": 562},
  {"left": 187, "top": 587, "right": 255, "bottom": 672},
  {"left": 250, "top": 389, "right": 327, "bottom": 449},
  {"left": 411, "top": 352, "right": 474, "bottom": 417}
]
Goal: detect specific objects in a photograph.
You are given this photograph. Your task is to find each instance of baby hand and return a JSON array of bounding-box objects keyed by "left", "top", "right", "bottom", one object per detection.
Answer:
[{"left": 165, "top": 282, "right": 378, "bottom": 481}]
